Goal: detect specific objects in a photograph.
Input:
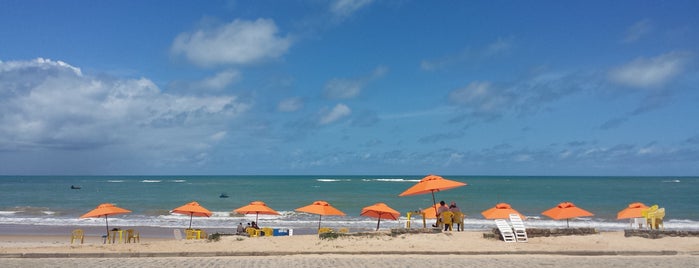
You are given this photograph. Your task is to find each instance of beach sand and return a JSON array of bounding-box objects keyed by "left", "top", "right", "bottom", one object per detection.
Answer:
[{"left": 1, "top": 230, "right": 698, "bottom": 267}]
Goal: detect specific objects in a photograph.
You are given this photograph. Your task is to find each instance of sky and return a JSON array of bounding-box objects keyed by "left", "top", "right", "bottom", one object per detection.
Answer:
[{"left": 1, "top": 0, "right": 698, "bottom": 176}]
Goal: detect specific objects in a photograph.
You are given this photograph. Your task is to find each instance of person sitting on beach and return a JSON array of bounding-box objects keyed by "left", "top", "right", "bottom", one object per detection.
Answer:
[
  {"left": 236, "top": 223, "right": 245, "bottom": 235},
  {"left": 450, "top": 202, "right": 464, "bottom": 231},
  {"left": 432, "top": 201, "right": 450, "bottom": 227},
  {"left": 251, "top": 221, "right": 260, "bottom": 229},
  {"left": 449, "top": 201, "right": 461, "bottom": 213}
]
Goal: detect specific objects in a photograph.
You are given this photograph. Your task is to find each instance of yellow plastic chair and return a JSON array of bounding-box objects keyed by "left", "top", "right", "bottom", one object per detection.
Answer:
[
  {"left": 262, "top": 227, "right": 273, "bottom": 237},
  {"left": 185, "top": 229, "right": 197, "bottom": 240},
  {"left": 452, "top": 212, "right": 464, "bottom": 231},
  {"left": 71, "top": 229, "right": 84, "bottom": 244},
  {"left": 126, "top": 229, "right": 140, "bottom": 243},
  {"left": 338, "top": 227, "right": 349, "bottom": 233},
  {"left": 246, "top": 228, "right": 260, "bottom": 237},
  {"left": 441, "top": 211, "right": 454, "bottom": 231},
  {"left": 318, "top": 227, "right": 333, "bottom": 234},
  {"left": 198, "top": 229, "right": 208, "bottom": 239}
]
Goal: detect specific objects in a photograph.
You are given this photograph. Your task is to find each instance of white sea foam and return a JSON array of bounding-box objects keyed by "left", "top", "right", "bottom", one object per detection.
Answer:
[
  {"left": 107, "top": 180, "right": 124, "bottom": 183},
  {"left": 2, "top": 214, "right": 698, "bottom": 231},
  {"left": 171, "top": 180, "right": 186, "bottom": 183},
  {"left": 141, "top": 180, "right": 161, "bottom": 183},
  {"left": 372, "top": 178, "right": 420, "bottom": 182},
  {"left": 316, "top": 179, "right": 351, "bottom": 182}
]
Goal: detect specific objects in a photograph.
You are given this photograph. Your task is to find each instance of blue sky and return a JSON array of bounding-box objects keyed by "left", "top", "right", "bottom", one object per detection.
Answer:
[{"left": 1, "top": 0, "right": 698, "bottom": 176}]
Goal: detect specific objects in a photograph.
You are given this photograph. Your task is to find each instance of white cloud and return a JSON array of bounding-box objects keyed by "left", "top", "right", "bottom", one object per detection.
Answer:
[
  {"left": 0, "top": 58, "right": 249, "bottom": 165},
  {"left": 319, "top": 103, "right": 351, "bottom": 125},
  {"left": 210, "top": 131, "right": 227, "bottom": 141},
  {"left": 198, "top": 69, "right": 240, "bottom": 90},
  {"left": 278, "top": 97, "right": 304, "bottom": 112},
  {"left": 323, "top": 66, "right": 387, "bottom": 99},
  {"left": 330, "top": 0, "right": 373, "bottom": 19},
  {"left": 623, "top": 19, "right": 653, "bottom": 43},
  {"left": 609, "top": 51, "right": 691, "bottom": 88},
  {"left": 324, "top": 78, "right": 363, "bottom": 99},
  {"left": 171, "top": 18, "right": 292, "bottom": 66},
  {"left": 448, "top": 81, "right": 513, "bottom": 116},
  {"left": 484, "top": 37, "right": 514, "bottom": 56},
  {"left": 421, "top": 37, "right": 514, "bottom": 71}
]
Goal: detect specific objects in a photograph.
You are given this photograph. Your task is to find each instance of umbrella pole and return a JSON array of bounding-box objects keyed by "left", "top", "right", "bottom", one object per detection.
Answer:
[
  {"left": 318, "top": 215, "right": 322, "bottom": 230},
  {"left": 431, "top": 190, "right": 438, "bottom": 226},
  {"left": 566, "top": 219, "right": 570, "bottom": 228},
  {"left": 189, "top": 213, "right": 193, "bottom": 229},
  {"left": 376, "top": 216, "right": 381, "bottom": 231},
  {"left": 105, "top": 215, "right": 109, "bottom": 236},
  {"left": 256, "top": 212, "right": 259, "bottom": 223}
]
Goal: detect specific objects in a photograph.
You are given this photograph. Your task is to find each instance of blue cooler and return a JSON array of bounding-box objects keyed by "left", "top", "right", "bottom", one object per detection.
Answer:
[{"left": 273, "top": 228, "right": 289, "bottom": 236}]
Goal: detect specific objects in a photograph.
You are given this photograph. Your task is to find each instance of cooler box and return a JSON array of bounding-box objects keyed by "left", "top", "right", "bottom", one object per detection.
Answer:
[{"left": 273, "top": 228, "right": 289, "bottom": 236}]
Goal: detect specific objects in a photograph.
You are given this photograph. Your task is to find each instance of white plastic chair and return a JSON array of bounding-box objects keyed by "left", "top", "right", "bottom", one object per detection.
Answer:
[
  {"left": 509, "top": 214, "right": 528, "bottom": 242},
  {"left": 495, "top": 219, "right": 516, "bottom": 243},
  {"left": 174, "top": 229, "right": 183, "bottom": 240}
]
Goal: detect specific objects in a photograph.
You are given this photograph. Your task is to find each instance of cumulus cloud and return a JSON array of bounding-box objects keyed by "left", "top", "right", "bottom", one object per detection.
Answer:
[
  {"left": 319, "top": 103, "right": 351, "bottom": 125},
  {"left": 278, "top": 97, "right": 304, "bottom": 112},
  {"left": 623, "top": 19, "right": 653, "bottom": 43},
  {"left": 330, "top": 0, "right": 373, "bottom": 19},
  {"left": 171, "top": 18, "right": 292, "bottom": 66},
  {"left": 0, "top": 58, "right": 249, "bottom": 167},
  {"left": 198, "top": 69, "right": 240, "bottom": 90},
  {"left": 323, "top": 66, "right": 387, "bottom": 99},
  {"left": 609, "top": 51, "right": 691, "bottom": 88}
]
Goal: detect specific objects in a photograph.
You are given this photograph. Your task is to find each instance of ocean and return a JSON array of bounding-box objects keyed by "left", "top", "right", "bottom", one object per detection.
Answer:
[{"left": 1, "top": 175, "right": 698, "bottom": 234}]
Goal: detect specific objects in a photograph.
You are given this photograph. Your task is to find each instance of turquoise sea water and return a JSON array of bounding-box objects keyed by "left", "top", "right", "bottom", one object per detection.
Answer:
[{"left": 1, "top": 175, "right": 698, "bottom": 232}]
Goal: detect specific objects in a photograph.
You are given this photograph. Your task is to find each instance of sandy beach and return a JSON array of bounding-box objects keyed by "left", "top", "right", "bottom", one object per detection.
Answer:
[{"left": 1, "top": 230, "right": 697, "bottom": 267}]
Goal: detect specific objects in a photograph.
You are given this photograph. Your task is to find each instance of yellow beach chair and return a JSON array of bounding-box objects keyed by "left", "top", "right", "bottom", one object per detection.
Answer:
[{"left": 71, "top": 229, "right": 84, "bottom": 244}]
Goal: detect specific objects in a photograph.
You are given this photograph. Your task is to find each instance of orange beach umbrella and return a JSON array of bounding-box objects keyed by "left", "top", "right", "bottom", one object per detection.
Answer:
[
  {"left": 542, "top": 201, "right": 593, "bottom": 228},
  {"left": 80, "top": 203, "right": 131, "bottom": 235},
  {"left": 617, "top": 202, "right": 649, "bottom": 220},
  {"left": 234, "top": 201, "right": 280, "bottom": 223},
  {"left": 421, "top": 206, "right": 438, "bottom": 219},
  {"left": 481, "top": 203, "right": 526, "bottom": 220},
  {"left": 296, "top": 200, "right": 346, "bottom": 230},
  {"left": 399, "top": 175, "right": 466, "bottom": 217},
  {"left": 172, "top": 201, "right": 212, "bottom": 229},
  {"left": 360, "top": 203, "right": 400, "bottom": 231}
]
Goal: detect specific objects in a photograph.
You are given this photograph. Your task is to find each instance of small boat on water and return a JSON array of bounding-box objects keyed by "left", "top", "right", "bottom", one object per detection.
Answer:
[
  {"left": 219, "top": 193, "right": 229, "bottom": 198},
  {"left": 70, "top": 185, "right": 81, "bottom": 190}
]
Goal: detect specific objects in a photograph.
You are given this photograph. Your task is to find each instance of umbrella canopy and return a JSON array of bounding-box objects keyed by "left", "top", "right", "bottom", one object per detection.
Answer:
[
  {"left": 234, "top": 201, "right": 280, "bottom": 223},
  {"left": 617, "top": 202, "right": 649, "bottom": 220},
  {"left": 360, "top": 203, "right": 400, "bottom": 231},
  {"left": 421, "top": 206, "right": 438, "bottom": 219},
  {"left": 399, "top": 175, "right": 466, "bottom": 218},
  {"left": 542, "top": 201, "right": 593, "bottom": 227},
  {"left": 172, "top": 201, "right": 212, "bottom": 229},
  {"left": 80, "top": 203, "right": 131, "bottom": 235},
  {"left": 295, "top": 200, "right": 345, "bottom": 230},
  {"left": 481, "top": 203, "right": 526, "bottom": 220}
]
